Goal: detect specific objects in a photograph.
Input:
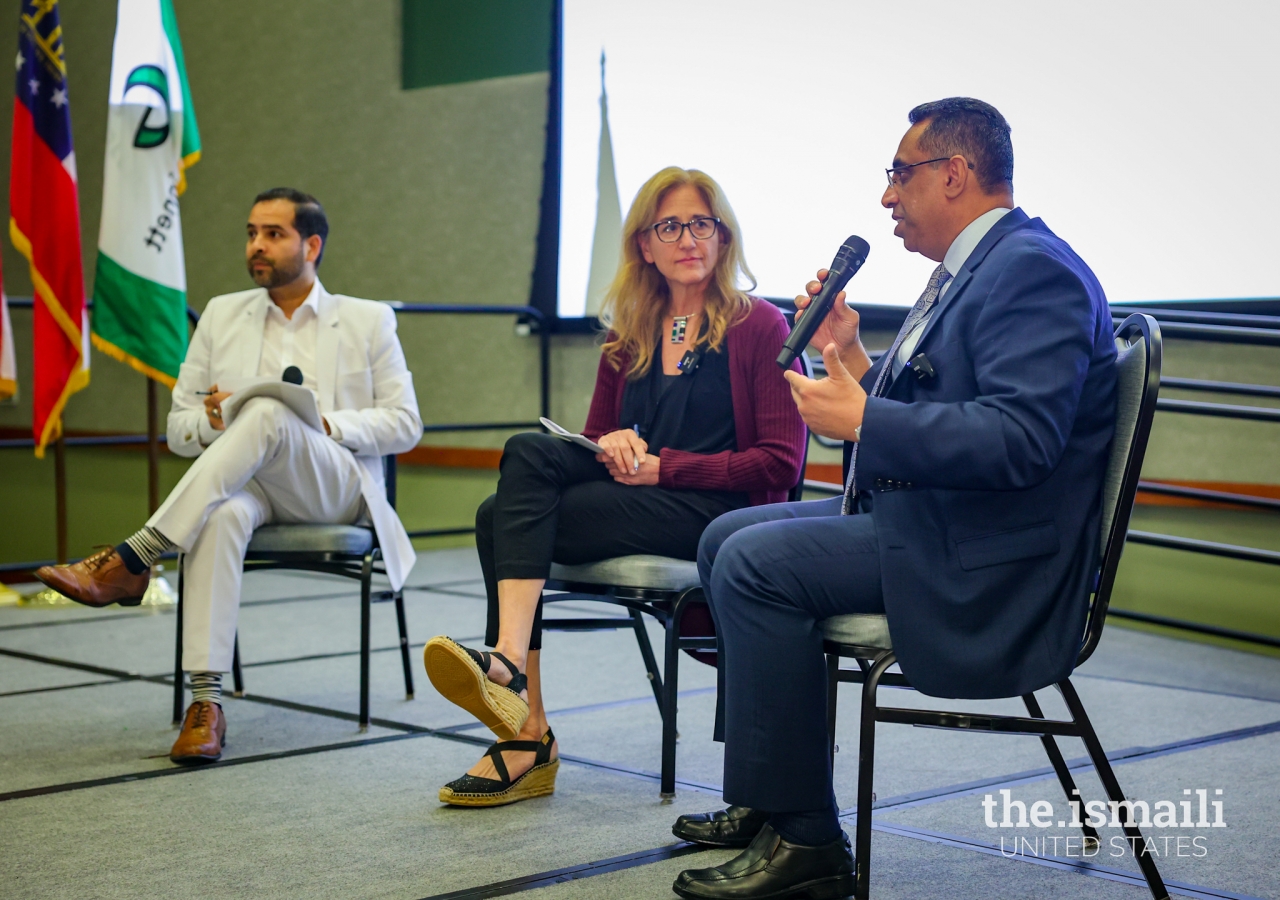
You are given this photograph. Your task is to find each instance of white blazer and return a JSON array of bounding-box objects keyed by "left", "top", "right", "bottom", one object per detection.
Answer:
[{"left": 167, "top": 283, "right": 423, "bottom": 589}]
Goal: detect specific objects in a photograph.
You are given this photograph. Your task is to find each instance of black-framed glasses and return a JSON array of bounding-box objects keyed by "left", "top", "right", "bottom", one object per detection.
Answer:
[
  {"left": 885, "top": 156, "right": 974, "bottom": 187},
  {"left": 651, "top": 216, "right": 721, "bottom": 243}
]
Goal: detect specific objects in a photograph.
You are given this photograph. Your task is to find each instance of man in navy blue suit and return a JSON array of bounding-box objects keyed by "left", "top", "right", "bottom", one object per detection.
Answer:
[{"left": 671, "top": 98, "right": 1117, "bottom": 900}]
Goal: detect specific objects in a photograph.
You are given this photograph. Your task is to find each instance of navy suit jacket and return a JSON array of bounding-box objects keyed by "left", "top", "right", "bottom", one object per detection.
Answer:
[{"left": 846, "top": 208, "right": 1116, "bottom": 699}]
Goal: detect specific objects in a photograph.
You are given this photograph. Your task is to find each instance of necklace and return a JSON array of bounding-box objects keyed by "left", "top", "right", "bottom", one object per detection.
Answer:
[{"left": 670, "top": 312, "right": 699, "bottom": 344}]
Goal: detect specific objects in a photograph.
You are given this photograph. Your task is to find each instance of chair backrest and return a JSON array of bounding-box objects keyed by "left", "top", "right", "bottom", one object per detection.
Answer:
[
  {"left": 788, "top": 351, "right": 816, "bottom": 502},
  {"left": 383, "top": 454, "right": 398, "bottom": 510},
  {"left": 1077, "top": 313, "right": 1162, "bottom": 665}
]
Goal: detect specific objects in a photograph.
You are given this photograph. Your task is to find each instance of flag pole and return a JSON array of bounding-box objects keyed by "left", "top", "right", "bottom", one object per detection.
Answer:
[
  {"left": 54, "top": 436, "right": 68, "bottom": 564},
  {"left": 147, "top": 377, "right": 160, "bottom": 513}
]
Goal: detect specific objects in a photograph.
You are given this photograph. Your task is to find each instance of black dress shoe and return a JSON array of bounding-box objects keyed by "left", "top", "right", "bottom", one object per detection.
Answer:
[
  {"left": 673, "top": 824, "right": 854, "bottom": 900},
  {"left": 673, "top": 805, "right": 771, "bottom": 847}
]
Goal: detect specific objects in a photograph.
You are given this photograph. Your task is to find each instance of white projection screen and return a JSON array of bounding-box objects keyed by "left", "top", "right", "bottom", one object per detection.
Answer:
[{"left": 555, "top": 0, "right": 1278, "bottom": 318}]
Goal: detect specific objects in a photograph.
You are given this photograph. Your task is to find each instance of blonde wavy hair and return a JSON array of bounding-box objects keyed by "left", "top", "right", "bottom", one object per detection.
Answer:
[{"left": 600, "top": 167, "right": 755, "bottom": 378}]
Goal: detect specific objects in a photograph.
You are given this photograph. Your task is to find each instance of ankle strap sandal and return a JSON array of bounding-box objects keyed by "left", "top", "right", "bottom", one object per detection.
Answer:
[{"left": 439, "top": 728, "right": 559, "bottom": 807}]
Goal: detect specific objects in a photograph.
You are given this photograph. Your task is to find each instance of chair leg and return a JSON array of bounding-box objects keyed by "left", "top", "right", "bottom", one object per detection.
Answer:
[
  {"left": 394, "top": 590, "right": 414, "bottom": 700},
  {"left": 1058, "top": 679, "right": 1169, "bottom": 900},
  {"left": 826, "top": 653, "right": 840, "bottom": 764},
  {"left": 855, "top": 651, "right": 895, "bottom": 900},
  {"left": 1023, "top": 692, "right": 1098, "bottom": 848},
  {"left": 629, "top": 608, "right": 665, "bottom": 715},
  {"left": 359, "top": 553, "right": 373, "bottom": 732},
  {"left": 231, "top": 635, "right": 245, "bottom": 696},
  {"left": 173, "top": 559, "right": 185, "bottom": 725},
  {"left": 660, "top": 589, "right": 695, "bottom": 798}
]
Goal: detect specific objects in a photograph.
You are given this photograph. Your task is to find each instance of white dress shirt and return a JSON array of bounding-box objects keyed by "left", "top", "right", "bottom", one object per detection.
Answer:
[
  {"left": 258, "top": 279, "right": 320, "bottom": 389},
  {"left": 892, "top": 207, "right": 1013, "bottom": 378}
]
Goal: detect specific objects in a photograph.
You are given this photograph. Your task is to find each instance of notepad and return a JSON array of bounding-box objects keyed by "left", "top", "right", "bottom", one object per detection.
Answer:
[
  {"left": 221, "top": 379, "right": 325, "bottom": 433},
  {"left": 539, "top": 417, "right": 605, "bottom": 454}
]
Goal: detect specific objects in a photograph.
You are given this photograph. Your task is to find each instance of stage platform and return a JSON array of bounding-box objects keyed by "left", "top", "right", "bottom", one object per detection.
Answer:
[{"left": 1, "top": 547, "right": 1277, "bottom": 900}]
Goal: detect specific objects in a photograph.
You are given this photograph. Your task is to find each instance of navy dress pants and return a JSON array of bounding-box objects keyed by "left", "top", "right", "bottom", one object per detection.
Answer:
[{"left": 699, "top": 496, "right": 886, "bottom": 813}]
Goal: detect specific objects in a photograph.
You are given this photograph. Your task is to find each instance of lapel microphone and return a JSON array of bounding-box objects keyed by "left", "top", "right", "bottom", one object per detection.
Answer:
[
  {"left": 677, "top": 349, "right": 704, "bottom": 374},
  {"left": 282, "top": 365, "right": 303, "bottom": 385},
  {"left": 906, "top": 352, "right": 936, "bottom": 383}
]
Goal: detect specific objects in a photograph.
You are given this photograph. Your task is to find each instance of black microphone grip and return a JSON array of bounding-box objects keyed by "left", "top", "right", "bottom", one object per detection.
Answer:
[{"left": 777, "top": 235, "right": 871, "bottom": 368}]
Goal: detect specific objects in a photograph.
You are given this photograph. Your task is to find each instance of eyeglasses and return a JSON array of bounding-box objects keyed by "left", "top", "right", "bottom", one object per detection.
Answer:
[
  {"left": 885, "top": 156, "right": 974, "bottom": 187},
  {"left": 651, "top": 216, "right": 721, "bottom": 243}
]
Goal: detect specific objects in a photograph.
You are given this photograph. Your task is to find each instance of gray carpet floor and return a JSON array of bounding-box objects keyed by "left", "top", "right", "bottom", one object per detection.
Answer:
[{"left": 1, "top": 547, "right": 1276, "bottom": 900}]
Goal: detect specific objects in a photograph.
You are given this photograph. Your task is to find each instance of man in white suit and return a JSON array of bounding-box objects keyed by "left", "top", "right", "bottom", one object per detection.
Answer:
[{"left": 36, "top": 189, "right": 422, "bottom": 762}]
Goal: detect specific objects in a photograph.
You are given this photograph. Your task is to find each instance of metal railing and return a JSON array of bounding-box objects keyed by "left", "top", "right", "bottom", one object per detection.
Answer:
[{"left": 5, "top": 299, "right": 1278, "bottom": 649}]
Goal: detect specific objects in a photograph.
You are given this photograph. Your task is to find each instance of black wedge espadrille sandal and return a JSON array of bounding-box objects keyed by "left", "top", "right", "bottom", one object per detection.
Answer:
[
  {"left": 438, "top": 728, "right": 559, "bottom": 807},
  {"left": 423, "top": 636, "right": 530, "bottom": 740}
]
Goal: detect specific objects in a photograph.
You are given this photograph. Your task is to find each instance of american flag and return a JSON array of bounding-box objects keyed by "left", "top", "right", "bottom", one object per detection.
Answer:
[{"left": 10, "top": 0, "right": 88, "bottom": 456}]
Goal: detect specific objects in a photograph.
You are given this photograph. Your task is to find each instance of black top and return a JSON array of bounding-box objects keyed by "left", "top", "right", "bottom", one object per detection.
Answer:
[{"left": 619, "top": 340, "right": 738, "bottom": 458}]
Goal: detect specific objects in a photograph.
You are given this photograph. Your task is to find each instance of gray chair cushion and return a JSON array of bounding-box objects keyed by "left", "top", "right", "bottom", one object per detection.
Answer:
[
  {"left": 820, "top": 613, "right": 893, "bottom": 650},
  {"left": 246, "top": 524, "right": 374, "bottom": 556},
  {"left": 549, "top": 555, "right": 700, "bottom": 591}
]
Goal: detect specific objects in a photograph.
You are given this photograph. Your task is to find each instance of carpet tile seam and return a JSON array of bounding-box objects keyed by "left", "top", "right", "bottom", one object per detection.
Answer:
[
  {"left": 0, "top": 678, "right": 119, "bottom": 698},
  {"left": 0, "top": 731, "right": 424, "bottom": 802},
  {"left": 1073, "top": 670, "right": 1280, "bottom": 706},
  {"left": 415, "top": 843, "right": 708, "bottom": 900}
]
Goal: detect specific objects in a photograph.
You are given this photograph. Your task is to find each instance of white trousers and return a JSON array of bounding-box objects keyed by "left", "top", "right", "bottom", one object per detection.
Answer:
[{"left": 149, "top": 397, "right": 365, "bottom": 673}]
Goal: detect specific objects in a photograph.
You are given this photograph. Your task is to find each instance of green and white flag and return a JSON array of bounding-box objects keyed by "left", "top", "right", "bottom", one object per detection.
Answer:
[{"left": 91, "top": 0, "right": 200, "bottom": 386}]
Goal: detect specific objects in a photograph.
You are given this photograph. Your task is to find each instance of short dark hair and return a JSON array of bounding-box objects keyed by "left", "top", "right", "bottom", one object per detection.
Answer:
[
  {"left": 252, "top": 187, "right": 329, "bottom": 267},
  {"left": 907, "top": 98, "right": 1013, "bottom": 193}
]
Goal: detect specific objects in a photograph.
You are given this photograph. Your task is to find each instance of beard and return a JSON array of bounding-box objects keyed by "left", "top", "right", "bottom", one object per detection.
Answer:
[{"left": 247, "top": 248, "right": 306, "bottom": 288}]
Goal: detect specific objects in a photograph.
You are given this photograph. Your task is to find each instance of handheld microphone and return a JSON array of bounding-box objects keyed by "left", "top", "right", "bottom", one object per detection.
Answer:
[
  {"left": 282, "top": 365, "right": 303, "bottom": 385},
  {"left": 776, "top": 235, "right": 871, "bottom": 369}
]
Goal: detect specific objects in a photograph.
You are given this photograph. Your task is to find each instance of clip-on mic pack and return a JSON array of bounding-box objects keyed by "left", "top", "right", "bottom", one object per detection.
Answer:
[
  {"left": 676, "top": 349, "right": 704, "bottom": 374},
  {"left": 905, "top": 352, "right": 936, "bottom": 383}
]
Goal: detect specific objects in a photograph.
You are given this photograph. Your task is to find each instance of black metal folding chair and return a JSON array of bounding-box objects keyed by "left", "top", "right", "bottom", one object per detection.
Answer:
[
  {"left": 172, "top": 455, "right": 414, "bottom": 731},
  {"left": 541, "top": 352, "right": 815, "bottom": 796},
  {"left": 820, "top": 314, "right": 1167, "bottom": 899}
]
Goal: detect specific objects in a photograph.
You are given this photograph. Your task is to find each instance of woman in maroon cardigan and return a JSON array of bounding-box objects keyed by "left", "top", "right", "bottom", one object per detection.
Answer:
[{"left": 424, "top": 167, "right": 805, "bottom": 806}]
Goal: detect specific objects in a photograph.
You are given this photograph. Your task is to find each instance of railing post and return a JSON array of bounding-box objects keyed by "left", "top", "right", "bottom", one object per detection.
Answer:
[
  {"left": 147, "top": 377, "right": 160, "bottom": 514},
  {"left": 54, "top": 436, "right": 67, "bottom": 564}
]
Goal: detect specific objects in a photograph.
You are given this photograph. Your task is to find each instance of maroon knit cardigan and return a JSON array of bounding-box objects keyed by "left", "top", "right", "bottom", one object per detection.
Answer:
[{"left": 582, "top": 298, "right": 807, "bottom": 506}]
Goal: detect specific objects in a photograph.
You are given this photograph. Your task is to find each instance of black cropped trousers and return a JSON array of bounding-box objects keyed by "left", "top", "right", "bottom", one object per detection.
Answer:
[{"left": 477, "top": 432, "right": 745, "bottom": 650}]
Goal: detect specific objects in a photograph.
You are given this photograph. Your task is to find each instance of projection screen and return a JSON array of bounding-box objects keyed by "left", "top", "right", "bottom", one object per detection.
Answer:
[{"left": 554, "top": 0, "right": 1278, "bottom": 318}]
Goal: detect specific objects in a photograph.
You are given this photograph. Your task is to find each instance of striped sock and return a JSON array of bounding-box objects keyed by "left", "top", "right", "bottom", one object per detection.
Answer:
[
  {"left": 118, "top": 526, "right": 172, "bottom": 574},
  {"left": 189, "top": 671, "right": 223, "bottom": 705}
]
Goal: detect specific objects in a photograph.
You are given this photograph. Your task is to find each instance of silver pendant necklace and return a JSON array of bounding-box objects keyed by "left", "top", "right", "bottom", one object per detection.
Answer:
[{"left": 670, "top": 312, "right": 698, "bottom": 343}]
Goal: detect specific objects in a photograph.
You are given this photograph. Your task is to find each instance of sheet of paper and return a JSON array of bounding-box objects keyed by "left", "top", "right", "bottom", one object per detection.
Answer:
[{"left": 539, "top": 416, "right": 606, "bottom": 454}]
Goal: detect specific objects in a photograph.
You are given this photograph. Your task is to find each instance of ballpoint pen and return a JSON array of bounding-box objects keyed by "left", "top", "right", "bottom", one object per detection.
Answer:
[{"left": 632, "top": 424, "right": 641, "bottom": 473}]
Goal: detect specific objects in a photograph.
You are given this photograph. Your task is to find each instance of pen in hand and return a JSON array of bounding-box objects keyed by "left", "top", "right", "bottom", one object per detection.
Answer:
[{"left": 631, "top": 424, "right": 641, "bottom": 473}]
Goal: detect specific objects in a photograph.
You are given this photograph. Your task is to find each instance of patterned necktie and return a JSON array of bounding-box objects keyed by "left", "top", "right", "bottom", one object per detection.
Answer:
[{"left": 841, "top": 263, "right": 951, "bottom": 515}]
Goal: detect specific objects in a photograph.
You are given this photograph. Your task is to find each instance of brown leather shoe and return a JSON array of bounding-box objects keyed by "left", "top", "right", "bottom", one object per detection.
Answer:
[
  {"left": 34, "top": 547, "right": 149, "bottom": 608},
  {"left": 170, "top": 701, "right": 226, "bottom": 764}
]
